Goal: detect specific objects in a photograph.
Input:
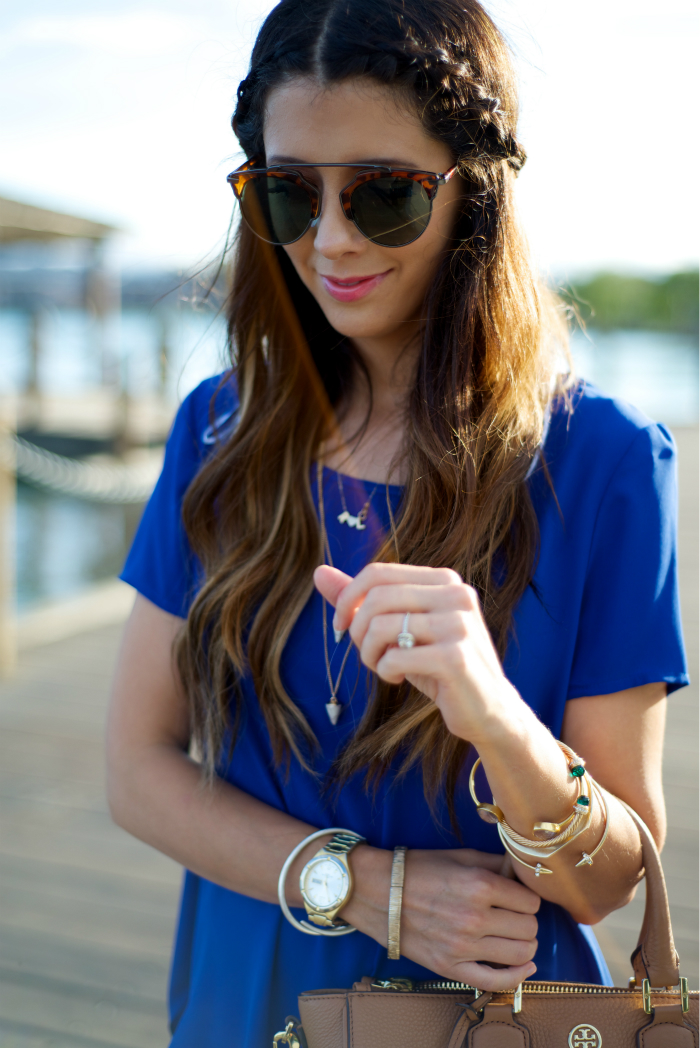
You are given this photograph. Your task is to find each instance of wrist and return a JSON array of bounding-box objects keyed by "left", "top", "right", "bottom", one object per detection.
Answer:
[
  {"left": 339, "top": 844, "right": 393, "bottom": 941},
  {"left": 465, "top": 679, "right": 532, "bottom": 750}
]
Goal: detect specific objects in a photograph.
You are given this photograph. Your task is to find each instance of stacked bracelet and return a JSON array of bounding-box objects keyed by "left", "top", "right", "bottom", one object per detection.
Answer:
[
  {"left": 574, "top": 781, "right": 610, "bottom": 868},
  {"left": 278, "top": 828, "right": 358, "bottom": 937},
  {"left": 387, "top": 846, "right": 407, "bottom": 960},
  {"left": 469, "top": 740, "right": 608, "bottom": 877}
]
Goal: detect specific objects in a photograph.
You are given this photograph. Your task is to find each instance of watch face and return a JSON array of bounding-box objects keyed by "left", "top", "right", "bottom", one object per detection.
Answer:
[{"left": 301, "top": 856, "right": 348, "bottom": 910}]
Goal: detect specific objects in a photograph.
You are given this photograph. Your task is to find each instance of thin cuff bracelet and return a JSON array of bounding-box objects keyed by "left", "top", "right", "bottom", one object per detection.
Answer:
[
  {"left": 574, "top": 781, "right": 610, "bottom": 868},
  {"left": 278, "top": 827, "right": 358, "bottom": 937},
  {"left": 387, "top": 846, "right": 407, "bottom": 960},
  {"left": 500, "top": 781, "right": 609, "bottom": 875},
  {"left": 497, "top": 825, "right": 554, "bottom": 877},
  {"left": 468, "top": 740, "right": 592, "bottom": 851}
]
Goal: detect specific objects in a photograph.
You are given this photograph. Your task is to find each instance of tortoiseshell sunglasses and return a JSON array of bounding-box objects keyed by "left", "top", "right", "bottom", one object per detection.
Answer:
[{"left": 226, "top": 160, "right": 459, "bottom": 248}]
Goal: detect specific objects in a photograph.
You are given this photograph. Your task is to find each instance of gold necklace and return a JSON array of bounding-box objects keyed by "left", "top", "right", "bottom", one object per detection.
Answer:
[
  {"left": 317, "top": 458, "right": 354, "bottom": 724},
  {"left": 336, "top": 471, "right": 377, "bottom": 531}
]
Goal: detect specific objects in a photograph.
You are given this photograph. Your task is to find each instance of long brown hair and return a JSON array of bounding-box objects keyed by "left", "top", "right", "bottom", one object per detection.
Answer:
[{"left": 176, "top": 0, "right": 569, "bottom": 817}]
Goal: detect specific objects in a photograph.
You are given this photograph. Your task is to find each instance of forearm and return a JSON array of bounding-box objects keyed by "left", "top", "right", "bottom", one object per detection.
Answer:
[
  {"left": 472, "top": 689, "right": 643, "bottom": 923},
  {"left": 108, "top": 742, "right": 341, "bottom": 907},
  {"left": 107, "top": 738, "right": 541, "bottom": 989}
]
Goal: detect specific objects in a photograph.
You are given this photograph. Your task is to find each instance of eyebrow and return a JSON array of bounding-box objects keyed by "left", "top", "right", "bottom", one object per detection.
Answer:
[{"left": 265, "top": 154, "right": 417, "bottom": 168}]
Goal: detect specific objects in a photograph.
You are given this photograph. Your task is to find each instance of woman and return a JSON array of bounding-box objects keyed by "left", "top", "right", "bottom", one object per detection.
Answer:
[{"left": 106, "top": 0, "right": 688, "bottom": 1045}]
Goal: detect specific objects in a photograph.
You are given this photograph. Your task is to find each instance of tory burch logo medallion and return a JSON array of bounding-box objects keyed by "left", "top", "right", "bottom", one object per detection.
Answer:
[{"left": 568, "top": 1025, "right": 602, "bottom": 1048}]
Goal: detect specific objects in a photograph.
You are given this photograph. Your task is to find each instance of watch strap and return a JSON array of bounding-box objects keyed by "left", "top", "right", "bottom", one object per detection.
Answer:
[{"left": 323, "top": 831, "right": 366, "bottom": 855}]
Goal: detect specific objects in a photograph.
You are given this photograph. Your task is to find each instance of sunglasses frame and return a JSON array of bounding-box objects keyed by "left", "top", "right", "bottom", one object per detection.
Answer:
[{"left": 226, "top": 160, "right": 460, "bottom": 246}]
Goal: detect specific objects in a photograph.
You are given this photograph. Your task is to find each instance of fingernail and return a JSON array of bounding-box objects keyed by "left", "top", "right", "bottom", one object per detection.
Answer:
[
  {"left": 526, "top": 963, "right": 537, "bottom": 976},
  {"left": 333, "top": 627, "right": 346, "bottom": 644}
]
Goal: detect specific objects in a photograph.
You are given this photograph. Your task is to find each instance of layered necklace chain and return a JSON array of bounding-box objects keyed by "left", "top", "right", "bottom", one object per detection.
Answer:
[
  {"left": 336, "top": 471, "right": 377, "bottom": 530},
  {"left": 317, "top": 459, "right": 354, "bottom": 725}
]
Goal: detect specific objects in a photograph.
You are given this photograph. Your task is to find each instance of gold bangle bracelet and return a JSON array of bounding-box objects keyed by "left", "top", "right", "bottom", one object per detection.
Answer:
[
  {"left": 469, "top": 755, "right": 591, "bottom": 849},
  {"left": 387, "top": 846, "right": 407, "bottom": 960},
  {"left": 500, "top": 815, "right": 592, "bottom": 859},
  {"left": 574, "top": 782, "right": 610, "bottom": 868},
  {"left": 497, "top": 825, "right": 554, "bottom": 877},
  {"left": 501, "top": 780, "right": 609, "bottom": 874}
]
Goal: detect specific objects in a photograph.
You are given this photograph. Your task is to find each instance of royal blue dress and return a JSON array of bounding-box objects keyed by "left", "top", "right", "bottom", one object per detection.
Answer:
[{"left": 121, "top": 374, "right": 688, "bottom": 1048}]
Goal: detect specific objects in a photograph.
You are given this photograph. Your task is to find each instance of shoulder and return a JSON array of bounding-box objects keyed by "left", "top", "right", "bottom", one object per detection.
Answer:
[
  {"left": 164, "top": 370, "right": 239, "bottom": 483},
  {"left": 171, "top": 371, "right": 239, "bottom": 456},
  {"left": 152, "top": 370, "right": 239, "bottom": 502},
  {"left": 545, "top": 379, "right": 676, "bottom": 484}
]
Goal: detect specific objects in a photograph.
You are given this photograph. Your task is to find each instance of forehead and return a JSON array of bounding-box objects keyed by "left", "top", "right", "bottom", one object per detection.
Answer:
[{"left": 263, "top": 77, "right": 453, "bottom": 169}]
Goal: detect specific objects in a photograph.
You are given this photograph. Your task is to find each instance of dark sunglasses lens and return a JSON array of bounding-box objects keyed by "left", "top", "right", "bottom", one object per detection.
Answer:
[
  {"left": 239, "top": 174, "right": 313, "bottom": 245},
  {"left": 350, "top": 177, "right": 432, "bottom": 246}
]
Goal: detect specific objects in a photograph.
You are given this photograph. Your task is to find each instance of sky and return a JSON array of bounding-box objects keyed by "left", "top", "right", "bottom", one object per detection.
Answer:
[{"left": 0, "top": 0, "right": 697, "bottom": 278}]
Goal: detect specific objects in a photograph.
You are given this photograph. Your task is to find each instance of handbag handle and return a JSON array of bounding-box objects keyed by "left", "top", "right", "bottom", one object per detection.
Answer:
[{"left": 618, "top": 799, "right": 680, "bottom": 988}]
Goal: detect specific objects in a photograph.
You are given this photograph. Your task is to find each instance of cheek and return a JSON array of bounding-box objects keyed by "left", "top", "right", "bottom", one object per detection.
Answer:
[{"left": 282, "top": 240, "right": 312, "bottom": 285}]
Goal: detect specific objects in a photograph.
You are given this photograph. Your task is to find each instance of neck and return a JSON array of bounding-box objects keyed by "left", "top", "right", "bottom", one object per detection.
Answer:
[{"left": 324, "top": 326, "right": 420, "bottom": 484}]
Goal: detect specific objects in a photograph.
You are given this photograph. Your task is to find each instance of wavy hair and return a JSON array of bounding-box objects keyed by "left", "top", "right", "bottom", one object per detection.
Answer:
[{"left": 176, "top": 0, "right": 569, "bottom": 821}]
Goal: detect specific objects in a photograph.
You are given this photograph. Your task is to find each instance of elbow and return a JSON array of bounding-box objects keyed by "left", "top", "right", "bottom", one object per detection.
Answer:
[
  {"left": 106, "top": 759, "right": 133, "bottom": 831},
  {"left": 105, "top": 738, "right": 146, "bottom": 834},
  {"left": 568, "top": 881, "right": 641, "bottom": 927}
]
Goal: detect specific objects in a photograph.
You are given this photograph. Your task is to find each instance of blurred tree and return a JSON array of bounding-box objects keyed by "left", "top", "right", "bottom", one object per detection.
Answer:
[{"left": 565, "top": 270, "right": 699, "bottom": 334}]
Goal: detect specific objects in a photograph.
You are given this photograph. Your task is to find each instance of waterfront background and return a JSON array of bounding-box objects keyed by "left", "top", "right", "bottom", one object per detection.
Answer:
[{"left": 3, "top": 288, "right": 697, "bottom": 610}]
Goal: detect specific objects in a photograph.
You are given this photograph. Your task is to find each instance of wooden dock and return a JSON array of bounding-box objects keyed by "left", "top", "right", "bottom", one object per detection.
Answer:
[{"left": 0, "top": 429, "right": 697, "bottom": 1046}]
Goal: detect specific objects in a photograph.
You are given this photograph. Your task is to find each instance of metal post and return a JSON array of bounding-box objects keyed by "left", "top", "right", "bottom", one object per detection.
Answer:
[{"left": 0, "top": 404, "right": 17, "bottom": 676}]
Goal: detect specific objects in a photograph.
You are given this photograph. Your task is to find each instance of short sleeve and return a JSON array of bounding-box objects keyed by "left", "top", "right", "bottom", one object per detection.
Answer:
[
  {"left": 567, "top": 422, "right": 689, "bottom": 699},
  {"left": 120, "top": 374, "right": 237, "bottom": 618}
]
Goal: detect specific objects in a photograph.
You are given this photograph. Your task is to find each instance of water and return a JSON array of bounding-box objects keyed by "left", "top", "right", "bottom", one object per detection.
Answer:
[
  {"left": 3, "top": 310, "right": 697, "bottom": 610},
  {"left": 571, "top": 329, "right": 698, "bottom": 428},
  {"left": 0, "top": 306, "right": 228, "bottom": 401},
  {"left": 16, "top": 486, "right": 143, "bottom": 611}
]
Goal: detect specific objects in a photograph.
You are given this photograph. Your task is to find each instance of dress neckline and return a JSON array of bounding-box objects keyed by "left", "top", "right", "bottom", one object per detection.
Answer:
[{"left": 321, "top": 462, "right": 404, "bottom": 492}]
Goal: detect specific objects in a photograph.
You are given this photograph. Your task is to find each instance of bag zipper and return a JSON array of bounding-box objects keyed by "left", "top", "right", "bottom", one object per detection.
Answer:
[{"left": 371, "top": 978, "right": 698, "bottom": 998}]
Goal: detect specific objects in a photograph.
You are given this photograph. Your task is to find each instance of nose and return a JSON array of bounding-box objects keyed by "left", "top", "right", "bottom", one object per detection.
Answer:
[{"left": 311, "top": 192, "right": 366, "bottom": 259}]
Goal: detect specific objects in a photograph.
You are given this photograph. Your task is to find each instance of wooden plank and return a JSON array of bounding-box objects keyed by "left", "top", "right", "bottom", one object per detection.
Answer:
[{"left": 0, "top": 924, "right": 169, "bottom": 1003}]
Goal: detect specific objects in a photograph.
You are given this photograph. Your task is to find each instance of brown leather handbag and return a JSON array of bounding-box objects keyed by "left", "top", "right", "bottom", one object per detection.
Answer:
[{"left": 274, "top": 804, "right": 698, "bottom": 1047}]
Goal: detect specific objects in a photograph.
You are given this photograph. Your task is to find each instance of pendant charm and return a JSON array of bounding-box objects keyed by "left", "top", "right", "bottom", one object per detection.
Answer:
[
  {"left": 576, "top": 852, "right": 594, "bottom": 867},
  {"left": 326, "top": 698, "right": 342, "bottom": 725},
  {"left": 337, "top": 510, "right": 366, "bottom": 531}
]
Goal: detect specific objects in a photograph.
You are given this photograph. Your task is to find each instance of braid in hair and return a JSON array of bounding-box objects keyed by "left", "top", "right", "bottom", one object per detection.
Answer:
[{"left": 232, "top": 0, "right": 526, "bottom": 175}]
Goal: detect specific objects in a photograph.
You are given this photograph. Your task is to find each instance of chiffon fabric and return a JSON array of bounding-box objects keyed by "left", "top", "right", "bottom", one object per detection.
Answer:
[{"left": 121, "top": 375, "right": 688, "bottom": 1048}]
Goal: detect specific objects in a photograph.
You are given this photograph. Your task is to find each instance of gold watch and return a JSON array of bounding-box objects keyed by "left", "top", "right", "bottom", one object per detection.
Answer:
[{"left": 299, "top": 830, "right": 366, "bottom": 928}]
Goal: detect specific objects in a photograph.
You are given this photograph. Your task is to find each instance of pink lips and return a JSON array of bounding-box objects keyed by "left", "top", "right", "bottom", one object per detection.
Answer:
[{"left": 320, "top": 271, "right": 390, "bottom": 302}]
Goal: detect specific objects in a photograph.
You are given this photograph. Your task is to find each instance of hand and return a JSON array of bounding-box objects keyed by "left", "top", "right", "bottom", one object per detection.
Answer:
[
  {"left": 314, "top": 562, "right": 521, "bottom": 744},
  {"left": 344, "top": 846, "right": 539, "bottom": 990}
]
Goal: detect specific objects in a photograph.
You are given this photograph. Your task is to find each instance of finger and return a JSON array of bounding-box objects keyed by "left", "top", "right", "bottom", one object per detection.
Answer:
[
  {"left": 313, "top": 565, "right": 353, "bottom": 608},
  {"left": 358, "top": 610, "right": 473, "bottom": 670},
  {"left": 471, "top": 935, "right": 538, "bottom": 967},
  {"left": 478, "top": 909, "right": 539, "bottom": 943},
  {"left": 350, "top": 585, "right": 474, "bottom": 645},
  {"left": 449, "top": 960, "right": 537, "bottom": 992},
  {"left": 333, "top": 563, "right": 464, "bottom": 631},
  {"left": 488, "top": 881, "right": 541, "bottom": 916},
  {"left": 374, "top": 640, "right": 458, "bottom": 685}
]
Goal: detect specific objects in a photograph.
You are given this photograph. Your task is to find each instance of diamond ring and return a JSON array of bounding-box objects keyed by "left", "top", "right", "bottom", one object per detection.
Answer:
[{"left": 397, "top": 612, "right": 416, "bottom": 649}]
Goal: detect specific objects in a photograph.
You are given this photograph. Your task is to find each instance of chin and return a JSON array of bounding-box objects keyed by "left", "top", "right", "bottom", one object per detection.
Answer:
[
  {"left": 327, "top": 318, "right": 388, "bottom": 339},
  {"left": 318, "top": 304, "right": 407, "bottom": 341}
]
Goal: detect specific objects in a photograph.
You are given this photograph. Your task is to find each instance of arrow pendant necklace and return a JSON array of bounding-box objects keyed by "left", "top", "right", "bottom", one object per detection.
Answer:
[{"left": 317, "top": 458, "right": 353, "bottom": 724}]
